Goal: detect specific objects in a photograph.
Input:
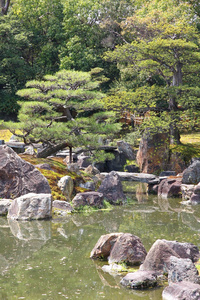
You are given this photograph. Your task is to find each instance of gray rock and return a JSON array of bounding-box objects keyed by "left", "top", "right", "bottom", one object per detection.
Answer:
[
  {"left": 168, "top": 256, "right": 200, "bottom": 284},
  {"left": 7, "top": 193, "right": 52, "bottom": 221},
  {"left": 77, "top": 155, "right": 91, "bottom": 168},
  {"left": 117, "top": 140, "right": 135, "bottom": 160},
  {"left": 66, "top": 163, "right": 81, "bottom": 175},
  {"left": 57, "top": 175, "right": 74, "bottom": 200},
  {"left": 182, "top": 161, "right": 200, "bottom": 184},
  {"left": 97, "top": 171, "right": 126, "bottom": 204},
  {"left": 108, "top": 233, "right": 147, "bottom": 266},
  {"left": 85, "top": 165, "right": 100, "bottom": 175},
  {"left": 23, "top": 145, "right": 36, "bottom": 155},
  {"left": 120, "top": 270, "right": 158, "bottom": 289},
  {"left": 72, "top": 191, "right": 104, "bottom": 209},
  {"left": 162, "top": 281, "right": 200, "bottom": 300},
  {"left": 0, "top": 199, "right": 12, "bottom": 215},
  {"left": 90, "top": 232, "right": 123, "bottom": 259},
  {"left": 52, "top": 200, "right": 74, "bottom": 214},
  {"left": 79, "top": 181, "right": 95, "bottom": 191}
]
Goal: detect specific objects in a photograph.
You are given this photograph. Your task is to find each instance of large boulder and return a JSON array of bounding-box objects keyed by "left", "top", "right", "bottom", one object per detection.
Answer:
[
  {"left": 57, "top": 175, "right": 74, "bottom": 200},
  {"left": 97, "top": 171, "right": 126, "bottom": 204},
  {"left": 162, "top": 240, "right": 200, "bottom": 263},
  {"left": 90, "top": 233, "right": 123, "bottom": 259},
  {"left": 0, "top": 145, "right": 51, "bottom": 199},
  {"left": 108, "top": 233, "right": 147, "bottom": 265},
  {"left": 136, "top": 131, "right": 186, "bottom": 174},
  {"left": 157, "top": 178, "right": 182, "bottom": 198},
  {"left": 7, "top": 193, "right": 52, "bottom": 220},
  {"left": 162, "top": 281, "right": 200, "bottom": 300},
  {"left": 72, "top": 192, "right": 104, "bottom": 209},
  {"left": 140, "top": 239, "right": 200, "bottom": 274},
  {"left": 120, "top": 270, "right": 158, "bottom": 289},
  {"left": 167, "top": 256, "right": 200, "bottom": 284},
  {"left": 182, "top": 160, "right": 200, "bottom": 184},
  {"left": 140, "top": 239, "right": 180, "bottom": 274}
]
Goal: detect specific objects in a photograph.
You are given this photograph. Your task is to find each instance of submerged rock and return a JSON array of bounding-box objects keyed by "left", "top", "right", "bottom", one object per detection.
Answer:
[{"left": 120, "top": 270, "right": 158, "bottom": 289}]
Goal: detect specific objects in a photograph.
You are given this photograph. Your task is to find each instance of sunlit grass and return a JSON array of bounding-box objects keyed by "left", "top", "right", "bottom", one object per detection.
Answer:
[{"left": 180, "top": 132, "right": 200, "bottom": 145}]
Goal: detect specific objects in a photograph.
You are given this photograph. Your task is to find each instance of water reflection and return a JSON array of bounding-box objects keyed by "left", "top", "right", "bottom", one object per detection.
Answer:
[{"left": 8, "top": 219, "right": 51, "bottom": 241}]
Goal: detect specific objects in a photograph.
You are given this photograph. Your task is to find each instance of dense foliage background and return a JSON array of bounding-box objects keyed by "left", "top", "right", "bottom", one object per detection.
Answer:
[{"left": 1, "top": 0, "right": 200, "bottom": 148}]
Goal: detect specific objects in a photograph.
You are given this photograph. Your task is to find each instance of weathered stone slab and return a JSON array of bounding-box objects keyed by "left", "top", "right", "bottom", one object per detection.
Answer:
[
  {"left": 52, "top": 200, "right": 74, "bottom": 214},
  {"left": 101, "top": 172, "right": 157, "bottom": 183}
]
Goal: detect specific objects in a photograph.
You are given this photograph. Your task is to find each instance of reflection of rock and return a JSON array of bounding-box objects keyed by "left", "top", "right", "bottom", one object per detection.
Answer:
[
  {"left": 8, "top": 219, "right": 51, "bottom": 241},
  {"left": 0, "top": 199, "right": 12, "bottom": 215},
  {"left": 136, "top": 183, "right": 148, "bottom": 202},
  {"left": 93, "top": 261, "right": 122, "bottom": 288}
]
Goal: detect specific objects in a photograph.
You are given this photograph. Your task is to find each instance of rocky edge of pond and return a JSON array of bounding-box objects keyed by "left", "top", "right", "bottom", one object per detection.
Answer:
[
  {"left": 2, "top": 143, "right": 200, "bottom": 219},
  {"left": 90, "top": 232, "right": 200, "bottom": 299}
]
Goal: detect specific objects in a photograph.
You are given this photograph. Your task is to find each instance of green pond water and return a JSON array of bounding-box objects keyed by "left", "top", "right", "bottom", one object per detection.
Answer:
[{"left": 0, "top": 182, "right": 200, "bottom": 300}]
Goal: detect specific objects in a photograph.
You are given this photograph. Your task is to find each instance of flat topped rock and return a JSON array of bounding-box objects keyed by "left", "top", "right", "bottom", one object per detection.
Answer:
[{"left": 101, "top": 172, "right": 158, "bottom": 183}]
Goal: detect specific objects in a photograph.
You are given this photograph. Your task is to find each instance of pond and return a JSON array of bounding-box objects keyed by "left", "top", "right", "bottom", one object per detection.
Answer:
[{"left": 0, "top": 182, "right": 200, "bottom": 300}]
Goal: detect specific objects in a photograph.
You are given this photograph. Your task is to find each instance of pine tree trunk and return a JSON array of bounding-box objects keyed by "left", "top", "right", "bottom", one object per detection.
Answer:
[
  {"left": 36, "top": 142, "right": 69, "bottom": 158},
  {"left": 169, "top": 63, "right": 182, "bottom": 145}
]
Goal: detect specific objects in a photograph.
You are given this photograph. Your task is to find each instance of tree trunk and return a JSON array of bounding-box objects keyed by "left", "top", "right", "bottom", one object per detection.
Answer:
[
  {"left": 1, "top": 0, "right": 10, "bottom": 15},
  {"left": 36, "top": 142, "right": 69, "bottom": 158},
  {"left": 169, "top": 63, "right": 183, "bottom": 145}
]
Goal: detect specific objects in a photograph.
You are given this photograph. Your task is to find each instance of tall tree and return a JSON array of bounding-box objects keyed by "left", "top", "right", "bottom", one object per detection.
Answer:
[
  {"left": 4, "top": 70, "right": 121, "bottom": 160},
  {"left": 1, "top": 0, "right": 10, "bottom": 15},
  {"left": 104, "top": 0, "right": 200, "bottom": 143}
]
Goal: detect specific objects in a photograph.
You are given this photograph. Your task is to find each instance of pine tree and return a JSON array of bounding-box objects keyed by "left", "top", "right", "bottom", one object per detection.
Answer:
[{"left": 4, "top": 69, "right": 121, "bottom": 160}]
